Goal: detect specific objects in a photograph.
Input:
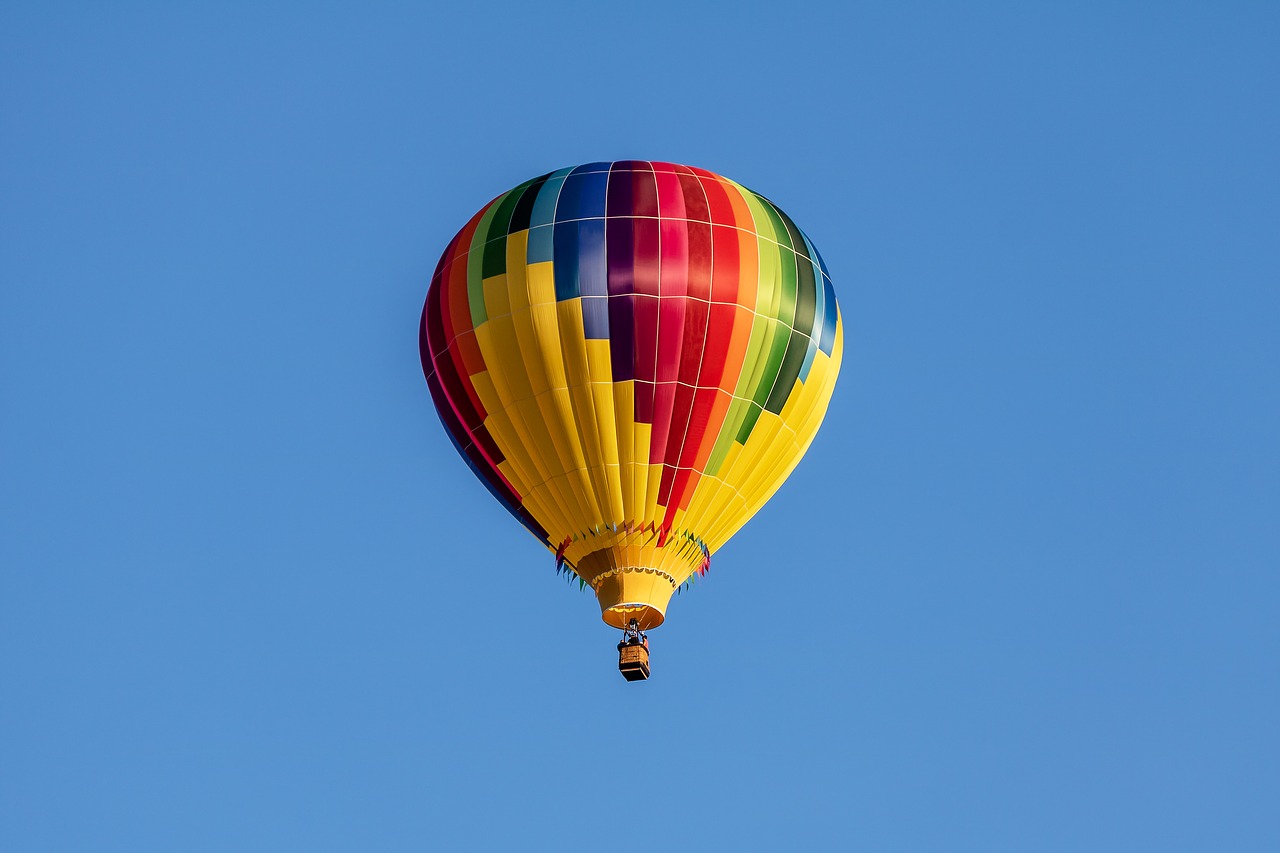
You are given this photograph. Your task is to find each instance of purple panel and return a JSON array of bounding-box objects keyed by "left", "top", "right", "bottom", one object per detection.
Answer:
[{"left": 608, "top": 293, "right": 635, "bottom": 381}]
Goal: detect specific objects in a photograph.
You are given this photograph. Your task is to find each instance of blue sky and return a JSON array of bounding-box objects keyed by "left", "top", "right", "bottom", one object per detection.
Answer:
[{"left": 2, "top": 3, "right": 1277, "bottom": 850}]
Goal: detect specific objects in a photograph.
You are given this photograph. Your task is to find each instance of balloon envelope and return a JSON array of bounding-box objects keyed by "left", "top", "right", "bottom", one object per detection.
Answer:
[{"left": 421, "top": 161, "right": 842, "bottom": 629}]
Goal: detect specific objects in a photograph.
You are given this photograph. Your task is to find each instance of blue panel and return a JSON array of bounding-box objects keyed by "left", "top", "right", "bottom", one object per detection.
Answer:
[
  {"left": 818, "top": 277, "right": 838, "bottom": 355},
  {"left": 812, "top": 239, "right": 833, "bottom": 283},
  {"left": 553, "top": 221, "right": 579, "bottom": 301},
  {"left": 527, "top": 224, "right": 554, "bottom": 264},
  {"left": 508, "top": 173, "right": 552, "bottom": 234},
  {"left": 572, "top": 161, "right": 614, "bottom": 174},
  {"left": 529, "top": 171, "right": 569, "bottom": 230},
  {"left": 577, "top": 219, "right": 606, "bottom": 297},
  {"left": 802, "top": 257, "right": 825, "bottom": 380},
  {"left": 798, "top": 334, "right": 819, "bottom": 382},
  {"left": 555, "top": 169, "right": 608, "bottom": 221},
  {"left": 582, "top": 296, "right": 609, "bottom": 340}
]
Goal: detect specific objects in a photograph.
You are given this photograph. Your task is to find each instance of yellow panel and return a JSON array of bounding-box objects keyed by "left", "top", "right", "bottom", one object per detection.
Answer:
[
  {"left": 477, "top": 318, "right": 531, "bottom": 402},
  {"left": 474, "top": 313, "right": 584, "bottom": 540},
  {"left": 742, "top": 436, "right": 805, "bottom": 522},
  {"left": 611, "top": 381, "right": 636, "bottom": 522},
  {"left": 473, "top": 333, "right": 542, "bottom": 491},
  {"left": 679, "top": 469, "right": 724, "bottom": 527},
  {"left": 631, "top": 421, "right": 652, "bottom": 526},
  {"left": 731, "top": 410, "right": 785, "bottom": 498},
  {"left": 514, "top": 395, "right": 584, "bottom": 536},
  {"left": 475, "top": 396, "right": 533, "bottom": 493},
  {"left": 688, "top": 476, "right": 741, "bottom": 547},
  {"left": 530, "top": 303, "right": 568, "bottom": 390},
  {"left": 586, "top": 340, "right": 613, "bottom": 384},
  {"left": 501, "top": 231, "right": 528, "bottom": 317},
  {"left": 509, "top": 307, "right": 548, "bottom": 397},
  {"left": 547, "top": 387, "right": 601, "bottom": 521},
  {"left": 508, "top": 288, "right": 599, "bottom": 533},
  {"left": 591, "top": 381, "right": 624, "bottom": 521},
  {"left": 746, "top": 425, "right": 799, "bottom": 504},
  {"left": 591, "top": 382, "right": 621, "bottom": 469},
  {"left": 482, "top": 274, "right": 511, "bottom": 323},
  {"left": 643, "top": 461, "right": 663, "bottom": 527},
  {"left": 681, "top": 460, "right": 741, "bottom": 540},
  {"left": 526, "top": 261, "right": 556, "bottom": 306},
  {"left": 700, "top": 331, "right": 844, "bottom": 550},
  {"left": 706, "top": 492, "right": 751, "bottom": 551},
  {"left": 547, "top": 384, "right": 586, "bottom": 466},
  {"left": 557, "top": 302, "right": 613, "bottom": 521}
]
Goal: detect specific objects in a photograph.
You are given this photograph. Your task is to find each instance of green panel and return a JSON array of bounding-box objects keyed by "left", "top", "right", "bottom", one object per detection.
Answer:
[
  {"left": 754, "top": 194, "right": 794, "bottom": 252},
  {"left": 757, "top": 197, "right": 798, "bottom": 330},
  {"left": 751, "top": 312, "right": 791, "bottom": 410},
  {"left": 772, "top": 203, "right": 818, "bottom": 339},
  {"left": 466, "top": 195, "right": 506, "bottom": 327},
  {"left": 749, "top": 233, "right": 798, "bottom": 410},
  {"left": 735, "top": 400, "right": 764, "bottom": 444},
  {"left": 481, "top": 185, "right": 527, "bottom": 279},
  {"left": 706, "top": 397, "right": 751, "bottom": 475},
  {"left": 732, "top": 309, "right": 772, "bottom": 399},
  {"left": 764, "top": 329, "right": 809, "bottom": 414}
]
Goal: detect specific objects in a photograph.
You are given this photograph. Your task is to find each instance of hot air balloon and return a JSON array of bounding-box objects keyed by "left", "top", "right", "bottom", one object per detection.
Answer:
[{"left": 420, "top": 161, "right": 842, "bottom": 679}]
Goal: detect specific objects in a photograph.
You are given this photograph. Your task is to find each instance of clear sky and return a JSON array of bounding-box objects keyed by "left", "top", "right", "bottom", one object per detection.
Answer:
[{"left": 2, "top": 3, "right": 1277, "bottom": 850}]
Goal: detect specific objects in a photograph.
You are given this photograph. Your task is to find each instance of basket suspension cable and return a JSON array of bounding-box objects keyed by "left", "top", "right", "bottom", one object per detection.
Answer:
[
  {"left": 616, "top": 617, "right": 651, "bottom": 681},
  {"left": 621, "top": 618, "right": 646, "bottom": 646}
]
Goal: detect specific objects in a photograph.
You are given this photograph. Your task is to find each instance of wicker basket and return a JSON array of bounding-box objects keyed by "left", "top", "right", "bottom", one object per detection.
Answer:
[{"left": 618, "top": 643, "right": 650, "bottom": 681}]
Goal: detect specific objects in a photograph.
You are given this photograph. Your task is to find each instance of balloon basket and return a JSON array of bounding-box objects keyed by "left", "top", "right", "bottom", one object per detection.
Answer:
[{"left": 618, "top": 643, "right": 650, "bottom": 681}]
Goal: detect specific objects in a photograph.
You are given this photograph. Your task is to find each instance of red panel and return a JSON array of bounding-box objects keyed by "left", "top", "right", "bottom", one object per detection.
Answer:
[
  {"left": 635, "top": 379, "right": 655, "bottom": 426},
  {"left": 655, "top": 170, "right": 686, "bottom": 221},
  {"left": 658, "top": 381, "right": 698, "bottom": 505},
  {"left": 455, "top": 322, "right": 484, "bottom": 369},
  {"left": 655, "top": 295, "right": 686, "bottom": 383},
  {"left": 698, "top": 175, "right": 737, "bottom": 227},
  {"left": 709, "top": 223, "right": 741, "bottom": 305},
  {"left": 470, "top": 420, "right": 504, "bottom": 466},
  {"left": 632, "top": 296, "right": 659, "bottom": 386},
  {"left": 691, "top": 389, "right": 735, "bottom": 472},
  {"left": 454, "top": 330, "right": 487, "bottom": 418},
  {"left": 633, "top": 219, "right": 661, "bottom": 297},
  {"left": 679, "top": 298, "right": 709, "bottom": 380},
  {"left": 671, "top": 465, "right": 698, "bottom": 511},
  {"left": 700, "top": 302, "right": 738, "bottom": 392},
  {"left": 440, "top": 210, "right": 484, "bottom": 345},
  {"left": 679, "top": 172, "right": 710, "bottom": 223},
  {"left": 685, "top": 219, "right": 712, "bottom": 302},
  {"left": 437, "top": 256, "right": 461, "bottom": 351},
  {"left": 657, "top": 457, "right": 677, "bottom": 506},
  {"left": 423, "top": 266, "right": 449, "bottom": 361},
  {"left": 658, "top": 219, "right": 688, "bottom": 299},
  {"left": 648, "top": 381, "right": 678, "bottom": 465},
  {"left": 443, "top": 254, "right": 481, "bottom": 416},
  {"left": 435, "top": 341, "right": 482, "bottom": 433},
  {"left": 630, "top": 165, "right": 659, "bottom": 219},
  {"left": 680, "top": 385, "right": 720, "bottom": 469},
  {"left": 445, "top": 254, "right": 472, "bottom": 352}
]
